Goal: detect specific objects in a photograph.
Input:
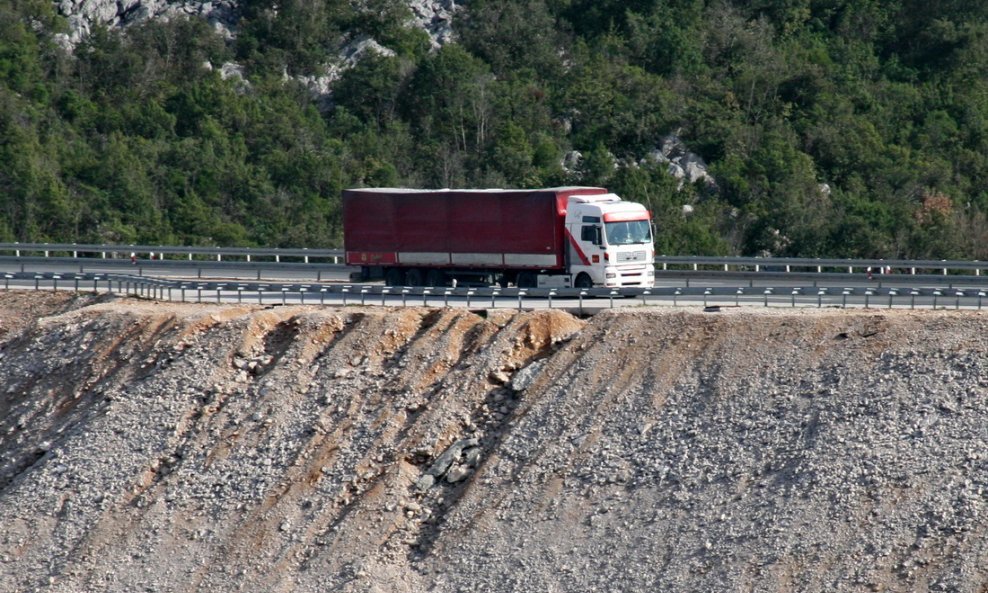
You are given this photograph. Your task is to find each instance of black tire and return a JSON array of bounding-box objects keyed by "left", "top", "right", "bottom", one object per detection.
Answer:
[
  {"left": 575, "top": 273, "right": 593, "bottom": 289},
  {"left": 406, "top": 268, "right": 425, "bottom": 287},
  {"left": 384, "top": 267, "right": 405, "bottom": 287},
  {"left": 426, "top": 268, "right": 446, "bottom": 287},
  {"left": 517, "top": 271, "right": 537, "bottom": 288}
]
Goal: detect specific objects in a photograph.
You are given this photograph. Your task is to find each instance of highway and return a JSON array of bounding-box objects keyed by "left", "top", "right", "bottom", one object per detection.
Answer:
[
  {"left": 2, "top": 243, "right": 988, "bottom": 312},
  {"left": 2, "top": 265, "right": 987, "bottom": 313}
]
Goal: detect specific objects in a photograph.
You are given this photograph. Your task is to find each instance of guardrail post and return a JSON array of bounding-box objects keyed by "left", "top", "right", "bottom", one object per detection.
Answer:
[
  {"left": 181, "top": 287, "right": 186, "bottom": 302},
  {"left": 381, "top": 288, "right": 389, "bottom": 306},
  {"left": 74, "top": 278, "right": 79, "bottom": 293},
  {"left": 933, "top": 290, "right": 941, "bottom": 309},
  {"left": 402, "top": 288, "right": 410, "bottom": 307},
  {"left": 547, "top": 290, "right": 555, "bottom": 309},
  {"left": 888, "top": 290, "right": 897, "bottom": 309},
  {"left": 979, "top": 291, "right": 985, "bottom": 310},
  {"left": 910, "top": 290, "right": 918, "bottom": 309},
  {"left": 609, "top": 290, "right": 618, "bottom": 308},
  {"left": 491, "top": 289, "right": 499, "bottom": 309},
  {"left": 361, "top": 288, "right": 369, "bottom": 306},
  {"left": 216, "top": 288, "right": 222, "bottom": 304},
  {"left": 518, "top": 290, "right": 526, "bottom": 311},
  {"left": 468, "top": 289, "right": 476, "bottom": 308},
  {"left": 52, "top": 276, "right": 59, "bottom": 293},
  {"left": 673, "top": 288, "right": 681, "bottom": 306},
  {"left": 642, "top": 289, "right": 652, "bottom": 306}
]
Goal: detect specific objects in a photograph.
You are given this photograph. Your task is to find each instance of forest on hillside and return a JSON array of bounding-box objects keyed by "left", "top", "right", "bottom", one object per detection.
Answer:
[{"left": 1, "top": 0, "right": 986, "bottom": 258}]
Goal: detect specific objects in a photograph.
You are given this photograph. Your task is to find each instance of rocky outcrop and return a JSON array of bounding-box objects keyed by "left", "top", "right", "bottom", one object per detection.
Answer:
[
  {"left": 54, "top": 0, "right": 457, "bottom": 49},
  {"left": 55, "top": 0, "right": 239, "bottom": 46},
  {"left": 562, "top": 134, "right": 716, "bottom": 197},
  {"left": 645, "top": 133, "right": 717, "bottom": 189}
]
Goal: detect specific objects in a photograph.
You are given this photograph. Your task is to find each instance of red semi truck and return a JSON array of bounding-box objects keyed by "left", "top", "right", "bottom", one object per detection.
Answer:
[{"left": 343, "top": 187, "right": 654, "bottom": 288}]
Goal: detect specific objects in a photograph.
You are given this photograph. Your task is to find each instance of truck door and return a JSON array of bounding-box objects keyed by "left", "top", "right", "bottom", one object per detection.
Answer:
[{"left": 566, "top": 215, "right": 604, "bottom": 286}]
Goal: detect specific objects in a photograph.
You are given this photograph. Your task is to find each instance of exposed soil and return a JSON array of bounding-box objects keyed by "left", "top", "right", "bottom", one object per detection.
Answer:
[{"left": 1, "top": 294, "right": 986, "bottom": 592}]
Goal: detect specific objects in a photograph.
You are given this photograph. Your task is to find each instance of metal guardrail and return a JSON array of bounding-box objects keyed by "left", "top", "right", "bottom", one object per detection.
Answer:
[
  {"left": 655, "top": 255, "right": 987, "bottom": 275},
  {"left": 6, "top": 272, "right": 988, "bottom": 312},
  {"left": 0, "top": 243, "right": 984, "bottom": 276},
  {"left": 0, "top": 242, "right": 344, "bottom": 263}
]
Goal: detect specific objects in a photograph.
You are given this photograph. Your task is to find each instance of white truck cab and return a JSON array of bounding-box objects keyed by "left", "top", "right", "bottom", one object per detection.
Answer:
[{"left": 564, "top": 194, "right": 655, "bottom": 288}]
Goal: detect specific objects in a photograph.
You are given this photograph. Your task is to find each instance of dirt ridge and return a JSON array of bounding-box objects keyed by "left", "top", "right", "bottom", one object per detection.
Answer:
[{"left": 0, "top": 293, "right": 986, "bottom": 592}]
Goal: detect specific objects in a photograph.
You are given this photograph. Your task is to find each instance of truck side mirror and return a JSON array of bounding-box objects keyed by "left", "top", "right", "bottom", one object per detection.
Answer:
[{"left": 594, "top": 226, "right": 602, "bottom": 246}]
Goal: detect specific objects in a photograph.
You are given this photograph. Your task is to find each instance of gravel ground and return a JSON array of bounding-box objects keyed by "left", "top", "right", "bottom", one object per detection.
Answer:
[{"left": 0, "top": 294, "right": 986, "bottom": 592}]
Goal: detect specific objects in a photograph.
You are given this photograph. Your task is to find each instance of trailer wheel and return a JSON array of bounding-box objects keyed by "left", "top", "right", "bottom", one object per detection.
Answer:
[
  {"left": 384, "top": 268, "right": 405, "bottom": 287},
  {"left": 406, "top": 268, "right": 425, "bottom": 287},
  {"left": 517, "top": 271, "right": 537, "bottom": 288},
  {"left": 426, "top": 269, "right": 445, "bottom": 287},
  {"left": 575, "top": 273, "right": 593, "bottom": 289}
]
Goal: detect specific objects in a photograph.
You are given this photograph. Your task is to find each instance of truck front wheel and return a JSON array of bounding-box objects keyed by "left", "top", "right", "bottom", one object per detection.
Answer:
[{"left": 575, "top": 273, "right": 594, "bottom": 289}]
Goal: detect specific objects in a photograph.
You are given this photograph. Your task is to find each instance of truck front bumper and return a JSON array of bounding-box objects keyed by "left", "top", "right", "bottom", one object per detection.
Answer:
[{"left": 604, "top": 266, "right": 655, "bottom": 287}]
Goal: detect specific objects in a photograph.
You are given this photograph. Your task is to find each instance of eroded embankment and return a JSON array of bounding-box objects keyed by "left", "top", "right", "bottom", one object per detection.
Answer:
[{"left": 0, "top": 294, "right": 986, "bottom": 593}]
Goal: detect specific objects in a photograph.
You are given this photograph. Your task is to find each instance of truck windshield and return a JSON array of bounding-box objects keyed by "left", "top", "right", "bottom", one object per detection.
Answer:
[{"left": 605, "top": 220, "right": 651, "bottom": 245}]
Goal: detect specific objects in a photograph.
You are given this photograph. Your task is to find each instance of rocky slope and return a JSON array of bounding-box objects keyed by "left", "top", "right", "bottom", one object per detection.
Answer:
[{"left": 1, "top": 293, "right": 986, "bottom": 592}]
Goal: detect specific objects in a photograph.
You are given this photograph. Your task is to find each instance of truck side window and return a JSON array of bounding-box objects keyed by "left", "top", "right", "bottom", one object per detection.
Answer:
[{"left": 581, "top": 225, "right": 600, "bottom": 245}]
